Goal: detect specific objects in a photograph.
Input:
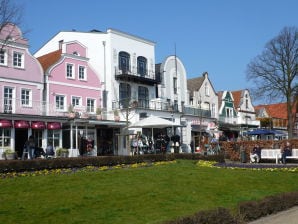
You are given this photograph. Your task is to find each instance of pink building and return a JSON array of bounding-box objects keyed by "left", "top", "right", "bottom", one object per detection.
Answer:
[
  {"left": 0, "top": 23, "right": 55, "bottom": 158},
  {"left": 37, "top": 40, "right": 102, "bottom": 117},
  {"left": 37, "top": 40, "right": 102, "bottom": 154}
]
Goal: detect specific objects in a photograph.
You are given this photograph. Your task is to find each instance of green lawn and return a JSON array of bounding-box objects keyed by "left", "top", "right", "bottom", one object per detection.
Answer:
[{"left": 0, "top": 160, "right": 297, "bottom": 224}]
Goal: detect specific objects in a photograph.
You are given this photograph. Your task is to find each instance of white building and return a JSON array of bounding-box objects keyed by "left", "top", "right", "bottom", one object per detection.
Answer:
[{"left": 35, "top": 28, "right": 186, "bottom": 155}]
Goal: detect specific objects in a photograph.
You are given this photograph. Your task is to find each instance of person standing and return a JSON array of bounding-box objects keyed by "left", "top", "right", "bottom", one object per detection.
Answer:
[
  {"left": 24, "top": 135, "right": 36, "bottom": 159},
  {"left": 280, "top": 141, "right": 292, "bottom": 164}
]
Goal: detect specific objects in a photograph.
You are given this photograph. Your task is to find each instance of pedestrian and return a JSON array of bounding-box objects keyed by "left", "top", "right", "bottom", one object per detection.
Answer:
[
  {"left": 24, "top": 135, "right": 36, "bottom": 159},
  {"left": 280, "top": 141, "right": 292, "bottom": 164},
  {"left": 250, "top": 144, "right": 261, "bottom": 163}
]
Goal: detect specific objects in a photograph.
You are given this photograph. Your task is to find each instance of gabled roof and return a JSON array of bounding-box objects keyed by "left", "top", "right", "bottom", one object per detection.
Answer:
[
  {"left": 187, "top": 76, "right": 204, "bottom": 97},
  {"left": 231, "top": 90, "right": 242, "bottom": 109},
  {"left": 37, "top": 49, "right": 62, "bottom": 72},
  {"left": 254, "top": 103, "right": 288, "bottom": 119}
]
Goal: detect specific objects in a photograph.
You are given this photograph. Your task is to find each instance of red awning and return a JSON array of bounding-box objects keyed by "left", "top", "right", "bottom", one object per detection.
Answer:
[
  {"left": 47, "top": 122, "right": 61, "bottom": 130},
  {"left": 31, "top": 121, "right": 46, "bottom": 129},
  {"left": 14, "top": 120, "right": 30, "bottom": 129},
  {"left": 0, "top": 119, "right": 12, "bottom": 128}
]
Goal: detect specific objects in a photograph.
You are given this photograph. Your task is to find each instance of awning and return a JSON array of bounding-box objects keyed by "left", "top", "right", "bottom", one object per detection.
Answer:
[
  {"left": 0, "top": 119, "right": 12, "bottom": 128},
  {"left": 31, "top": 121, "right": 46, "bottom": 129},
  {"left": 47, "top": 122, "right": 62, "bottom": 130},
  {"left": 14, "top": 120, "right": 30, "bottom": 129}
]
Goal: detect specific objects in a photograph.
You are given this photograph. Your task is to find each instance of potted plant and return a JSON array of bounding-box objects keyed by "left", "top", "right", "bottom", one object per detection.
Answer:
[
  {"left": 114, "top": 109, "right": 120, "bottom": 121},
  {"left": 96, "top": 107, "right": 102, "bottom": 120},
  {"left": 56, "top": 148, "right": 69, "bottom": 158},
  {"left": 68, "top": 104, "right": 75, "bottom": 118},
  {"left": 3, "top": 148, "right": 16, "bottom": 160}
]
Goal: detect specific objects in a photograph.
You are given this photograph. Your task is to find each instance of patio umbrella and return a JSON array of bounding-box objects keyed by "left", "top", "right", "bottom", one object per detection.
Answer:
[
  {"left": 129, "top": 115, "right": 182, "bottom": 151},
  {"left": 129, "top": 115, "right": 180, "bottom": 128}
]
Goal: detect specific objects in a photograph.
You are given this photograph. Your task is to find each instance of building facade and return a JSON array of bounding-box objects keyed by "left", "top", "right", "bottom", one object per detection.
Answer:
[{"left": 0, "top": 23, "right": 66, "bottom": 158}]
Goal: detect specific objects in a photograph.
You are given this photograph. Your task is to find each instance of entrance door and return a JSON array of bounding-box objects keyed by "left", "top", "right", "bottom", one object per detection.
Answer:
[{"left": 15, "top": 129, "right": 28, "bottom": 158}]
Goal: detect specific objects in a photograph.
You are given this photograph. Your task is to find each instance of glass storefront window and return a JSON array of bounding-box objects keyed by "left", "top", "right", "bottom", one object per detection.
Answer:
[
  {"left": 32, "top": 130, "right": 43, "bottom": 147},
  {"left": 0, "top": 128, "right": 11, "bottom": 147},
  {"left": 47, "top": 130, "right": 60, "bottom": 148}
]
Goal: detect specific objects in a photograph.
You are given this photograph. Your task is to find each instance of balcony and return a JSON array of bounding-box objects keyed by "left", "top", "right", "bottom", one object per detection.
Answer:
[
  {"left": 114, "top": 67, "right": 161, "bottom": 85},
  {"left": 218, "top": 116, "right": 238, "bottom": 125},
  {"left": 183, "top": 106, "right": 211, "bottom": 118},
  {"left": 1, "top": 98, "right": 46, "bottom": 116},
  {"left": 113, "top": 98, "right": 177, "bottom": 112}
]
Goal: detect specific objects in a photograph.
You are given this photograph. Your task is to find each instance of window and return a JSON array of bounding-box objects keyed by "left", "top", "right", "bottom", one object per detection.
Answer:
[
  {"left": 86, "top": 98, "right": 95, "bottom": 113},
  {"left": 0, "top": 50, "right": 7, "bottom": 65},
  {"left": 47, "top": 130, "right": 60, "bottom": 149},
  {"left": 138, "top": 86, "right": 149, "bottom": 108},
  {"left": 173, "top": 77, "right": 177, "bottom": 94},
  {"left": 66, "top": 64, "right": 74, "bottom": 78},
  {"left": 226, "top": 107, "right": 233, "bottom": 117},
  {"left": 55, "top": 95, "right": 65, "bottom": 110},
  {"left": 119, "top": 51, "right": 130, "bottom": 73},
  {"left": 119, "top": 83, "right": 131, "bottom": 107},
  {"left": 4, "top": 87, "right": 13, "bottom": 113},
  {"left": 211, "top": 103, "right": 216, "bottom": 117},
  {"left": 245, "top": 94, "right": 248, "bottom": 109},
  {"left": 0, "top": 128, "right": 11, "bottom": 148},
  {"left": 205, "top": 83, "right": 210, "bottom": 96},
  {"left": 13, "top": 52, "right": 23, "bottom": 68},
  {"left": 137, "top": 56, "right": 147, "bottom": 76},
  {"left": 21, "top": 89, "right": 31, "bottom": 107},
  {"left": 78, "top": 66, "right": 86, "bottom": 80},
  {"left": 72, "top": 96, "right": 81, "bottom": 107}
]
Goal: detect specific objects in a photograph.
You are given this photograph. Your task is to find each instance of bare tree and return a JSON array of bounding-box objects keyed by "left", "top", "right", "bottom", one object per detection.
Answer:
[
  {"left": 0, "top": 0, "right": 24, "bottom": 46},
  {"left": 246, "top": 26, "right": 298, "bottom": 138}
]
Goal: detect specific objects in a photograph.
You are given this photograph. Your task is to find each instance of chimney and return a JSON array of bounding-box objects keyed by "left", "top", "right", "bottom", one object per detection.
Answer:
[{"left": 58, "top": 40, "right": 63, "bottom": 49}]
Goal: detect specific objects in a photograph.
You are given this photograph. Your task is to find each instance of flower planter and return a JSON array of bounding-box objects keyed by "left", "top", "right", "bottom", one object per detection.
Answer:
[{"left": 5, "top": 153, "right": 15, "bottom": 160}]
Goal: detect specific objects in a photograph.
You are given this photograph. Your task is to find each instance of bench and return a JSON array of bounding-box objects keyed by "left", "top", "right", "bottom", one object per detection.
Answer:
[{"left": 261, "top": 149, "right": 298, "bottom": 164}]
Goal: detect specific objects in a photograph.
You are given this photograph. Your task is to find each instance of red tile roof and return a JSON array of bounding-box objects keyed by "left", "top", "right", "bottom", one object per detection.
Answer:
[
  {"left": 231, "top": 90, "right": 242, "bottom": 108},
  {"left": 37, "top": 49, "right": 62, "bottom": 72},
  {"left": 255, "top": 103, "right": 288, "bottom": 119}
]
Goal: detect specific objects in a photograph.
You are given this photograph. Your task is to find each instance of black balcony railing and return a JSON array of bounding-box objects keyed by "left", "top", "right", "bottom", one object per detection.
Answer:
[{"left": 114, "top": 67, "right": 161, "bottom": 85}]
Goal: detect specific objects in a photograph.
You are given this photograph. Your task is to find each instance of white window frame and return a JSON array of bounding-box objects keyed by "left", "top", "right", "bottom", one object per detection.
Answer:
[
  {"left": 86, "top": 98, "right": 96, "bottom": 113},
  {"left": 78, "top": 65, "right": 86, "bottom": 80},
  {"left": 72, "top": 96, "right": 82, "bottom": 107},
  {"left": 0, "top": 49, "right": 8, "bottom": 66},
  {"left": 226, "top": 107, "right": 234, "bottom": 118},
  {"left": 21, "top": 88, "right": 32, "bottom": 107},
  {"left": 66, "top": 63, "right": 75, "bottom": 79},
  {"left": 55, "top": 95, "right": 66, "bottom": 111},
  {"left": 13, "top": 51, "right": 24, "bottom": 68}
]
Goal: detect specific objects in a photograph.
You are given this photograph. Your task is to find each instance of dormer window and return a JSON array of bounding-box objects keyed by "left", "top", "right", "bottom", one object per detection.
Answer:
[{"left": 73, "top": 51, "right": 80, "bottom": 56}]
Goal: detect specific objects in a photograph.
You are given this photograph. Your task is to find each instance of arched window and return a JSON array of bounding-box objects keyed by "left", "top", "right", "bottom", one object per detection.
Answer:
[
  {"left": 137, "top": 56, "right": 147, "bottom": 76},
  {"left": 138, "top": 86, "right": 149, "bottom": 108},
  {"left": 119, "top": 83, "right": 131, "bottom": 107},
  {"left": 119, "top": 51, "right": 130, "bottom": 73}
]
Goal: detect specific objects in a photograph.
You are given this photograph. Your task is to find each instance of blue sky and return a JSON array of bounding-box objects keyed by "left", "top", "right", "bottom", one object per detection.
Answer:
[{"left": 21, "top": 0, "right": 297, "bottom": 96}]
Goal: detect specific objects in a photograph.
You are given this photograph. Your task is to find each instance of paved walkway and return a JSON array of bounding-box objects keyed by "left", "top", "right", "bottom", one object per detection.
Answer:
[{"left": 248, "top": 206, "right": 298, "bottom": 224}]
